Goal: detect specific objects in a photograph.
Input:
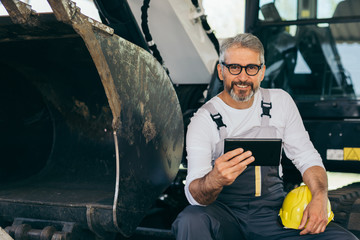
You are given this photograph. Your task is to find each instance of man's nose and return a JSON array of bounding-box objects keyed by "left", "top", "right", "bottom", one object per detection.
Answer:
[{"left": 238, "top": 68, "right": 248, "bottom": 80}]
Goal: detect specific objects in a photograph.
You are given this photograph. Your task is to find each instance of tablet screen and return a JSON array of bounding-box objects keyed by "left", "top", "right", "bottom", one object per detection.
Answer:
[{"left": 224, "top": 138, "right": 282, "bottom": 166}]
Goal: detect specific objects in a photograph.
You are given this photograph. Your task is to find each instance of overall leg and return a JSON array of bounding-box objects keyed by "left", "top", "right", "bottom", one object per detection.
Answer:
[
  {"left": 172, "top": 201, "right": 245, "bottom": 240},
  {"left": 243, "top": 191, "right": 358, "bottom": 240},
  {"left": 270, "top": 222, "right": 359, "bottom": 240}
]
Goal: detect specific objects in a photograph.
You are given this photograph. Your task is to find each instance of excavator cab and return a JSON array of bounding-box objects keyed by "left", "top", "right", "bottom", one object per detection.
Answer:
[{"left": 251, "top": 0, "right": 360, "bottom": 236}]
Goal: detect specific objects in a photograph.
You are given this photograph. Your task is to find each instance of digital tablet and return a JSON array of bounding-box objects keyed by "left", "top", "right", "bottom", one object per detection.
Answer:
[{"left": 224, "top": 138, "right": 282, "bottom": 166}]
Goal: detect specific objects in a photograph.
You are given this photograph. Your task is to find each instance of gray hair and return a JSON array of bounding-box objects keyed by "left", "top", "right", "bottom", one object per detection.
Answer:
[{"left": 219, "top": 33, "right": 265, "bottom": 65}]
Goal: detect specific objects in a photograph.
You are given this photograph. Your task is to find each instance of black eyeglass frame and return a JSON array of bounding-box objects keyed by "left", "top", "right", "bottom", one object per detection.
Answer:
[{"left": 221, "top": 62, "right": 263, "bottom": 76}]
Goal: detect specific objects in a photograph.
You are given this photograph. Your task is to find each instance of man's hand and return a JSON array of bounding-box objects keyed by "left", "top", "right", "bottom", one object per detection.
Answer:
[
  {"left": 189, "top": 148, "right": 254, "bottom": 205},
  {"left": 210, "top": 148, "right": 254, "bottom": 188},
  {"left": 299, "top": 194, "right": 328, "bottom": 235},
  {"left": 300, "top": 166, "right": 329, "bottom": 235}
]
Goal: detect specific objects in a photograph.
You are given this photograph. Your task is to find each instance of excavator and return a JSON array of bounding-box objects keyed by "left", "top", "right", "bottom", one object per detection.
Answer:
[{"left": 0, "top": 0, "right": 359, "bottom": 239}]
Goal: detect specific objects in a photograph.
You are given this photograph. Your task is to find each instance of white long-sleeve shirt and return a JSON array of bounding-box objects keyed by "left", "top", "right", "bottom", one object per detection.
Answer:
[{"left": 185, "top": 88, "right": 324, "bottom": 205}]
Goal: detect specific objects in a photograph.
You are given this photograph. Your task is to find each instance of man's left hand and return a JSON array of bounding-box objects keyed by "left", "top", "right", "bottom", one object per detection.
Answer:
[{"left": 298, "top": 195, "right": 328, "bottom": 235}]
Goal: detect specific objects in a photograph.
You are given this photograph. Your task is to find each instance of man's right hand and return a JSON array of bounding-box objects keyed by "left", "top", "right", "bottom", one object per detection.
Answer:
[
  {"left": 189, "top": 148, "right": 254, "bottom": 205},
  {"left": 210, "top": 148, "right": 255, "bottom": 188}
]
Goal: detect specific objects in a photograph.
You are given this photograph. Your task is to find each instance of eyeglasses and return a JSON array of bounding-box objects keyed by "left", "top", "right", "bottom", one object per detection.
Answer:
[{"left": 221, "top": 62, "right": 263, "bottom": 76}]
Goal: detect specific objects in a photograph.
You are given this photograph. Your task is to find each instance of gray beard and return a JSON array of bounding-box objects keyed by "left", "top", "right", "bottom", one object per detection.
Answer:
[
  {"left": 228, "top": 85, "right": 259, "bottom": 102},
  {"left": 230, "top": 88, "right": 254, "bottom": 102}
]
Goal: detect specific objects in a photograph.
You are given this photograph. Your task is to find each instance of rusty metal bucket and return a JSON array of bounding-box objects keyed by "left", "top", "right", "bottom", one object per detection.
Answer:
[{"left": 0, "top": 0, "right": 183, "bottom": 238}]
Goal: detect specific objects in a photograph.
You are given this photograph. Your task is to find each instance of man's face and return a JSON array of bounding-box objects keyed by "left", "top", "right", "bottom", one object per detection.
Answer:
[{"left": 218, "top": 46, "right": 265, "bottom": 107}]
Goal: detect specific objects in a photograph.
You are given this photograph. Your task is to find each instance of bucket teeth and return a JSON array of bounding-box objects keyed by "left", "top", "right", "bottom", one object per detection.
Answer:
[
  {"left": 45, "top": 0, "right": 114, "bottom": 35},
  {"left": 46, "top": 0, "right": 79, "bottom": 23},
  {"left": 1, "top": 0, "right": 80, "bottom": 26},
  {"left": 1, "top": 0, "right": 39, "bottom": 25},
  {"left": 2, "top": 0, "right": 113, "bottom": 35}
]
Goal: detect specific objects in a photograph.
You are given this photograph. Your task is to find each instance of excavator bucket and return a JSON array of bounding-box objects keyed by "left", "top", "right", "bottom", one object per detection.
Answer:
[{"left": 0, "top": 0, "right": 183, "bottom": 238}]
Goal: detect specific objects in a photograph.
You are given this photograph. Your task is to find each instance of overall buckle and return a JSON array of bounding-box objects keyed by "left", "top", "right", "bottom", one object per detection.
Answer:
[
  {"left": 261, "top": 100, "right": 272, "bottom": 118},
  {"left": 210, "top": 113, "right": 227, "bottom": 130}
]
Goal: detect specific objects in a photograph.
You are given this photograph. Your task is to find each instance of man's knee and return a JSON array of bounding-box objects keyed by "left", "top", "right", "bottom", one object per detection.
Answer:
[
  {"left": 173, "top": 205, "right": 211, "bottom": 229},
  {"left": 172, "top": 205, "right": 217, "bottom": 239}
]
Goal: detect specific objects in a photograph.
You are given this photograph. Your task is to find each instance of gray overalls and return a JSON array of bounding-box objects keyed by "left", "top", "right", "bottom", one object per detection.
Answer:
[
  {"left": 172, "top": 88, "right": 358, "bottom": 240},
  {"left": 208, "top": 88, "right": 283, "bottom": 206}
]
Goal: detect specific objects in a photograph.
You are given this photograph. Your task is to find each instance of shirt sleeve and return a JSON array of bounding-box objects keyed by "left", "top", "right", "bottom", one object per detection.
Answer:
[
  {"left": 184, "top": 108, "right": 220, "bottom": 205},
  {"left": 281, "top": 91, "right": 325, "bottom": 175}
]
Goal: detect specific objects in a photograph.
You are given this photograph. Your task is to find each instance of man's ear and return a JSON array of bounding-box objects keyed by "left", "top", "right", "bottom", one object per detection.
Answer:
[
  {"left": 217, "top": 64, "right": 223, "bottom": 81},
  {"left": 260, "top": 65, "right": 266, "bottom": 82}
]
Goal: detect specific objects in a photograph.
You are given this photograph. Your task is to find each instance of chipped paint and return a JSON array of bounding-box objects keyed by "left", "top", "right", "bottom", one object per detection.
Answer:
[{"left": 142, "top": 117, "right": 156, "bottom": 144}]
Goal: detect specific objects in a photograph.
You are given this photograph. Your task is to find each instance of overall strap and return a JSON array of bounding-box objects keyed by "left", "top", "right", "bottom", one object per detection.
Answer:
[
  {"left": 203, "top": 88, "right": 272, "bottom": 138},
  {"left": 260, "top": 88, "right": 272, "bottom": 127},
  {"left": 202, "top": 102, "right": 227, "bottom": 140}
]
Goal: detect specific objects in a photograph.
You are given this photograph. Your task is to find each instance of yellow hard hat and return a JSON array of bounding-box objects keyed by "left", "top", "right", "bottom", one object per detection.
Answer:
[{"left": 279, "top": 185, "right": 334, "bottom": 229}]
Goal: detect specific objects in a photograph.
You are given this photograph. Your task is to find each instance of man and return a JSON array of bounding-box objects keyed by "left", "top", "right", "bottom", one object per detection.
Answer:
[{"left": 172, "top": 33, "right": 358, "bottom": 240}]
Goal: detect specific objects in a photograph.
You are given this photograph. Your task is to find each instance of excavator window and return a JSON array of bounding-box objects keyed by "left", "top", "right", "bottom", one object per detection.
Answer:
[{"left": 257, "top": 0, "right": 360, "bottom": 99}]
